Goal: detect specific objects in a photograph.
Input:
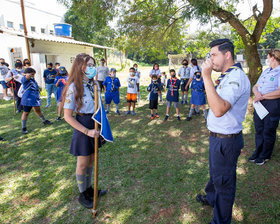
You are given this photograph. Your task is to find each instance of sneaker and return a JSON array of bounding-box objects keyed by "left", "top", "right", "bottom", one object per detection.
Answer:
[
  {"left": 78, "top": 191, "right": 93, "bottom": 209},
  {"left": 181, "top": 100, "right": 184, "bottom": 105},
  {"left": 43, "top": 120, "right": 53, "bottom": 125},
  {"left": 86, "top": 186, "right": 107, "bottom": 200},
  {"left": 116, "top": 110, "right": 120, "bottom": 115},
  {"left": 3, "top": 96, "right": 11, "bottom": 101},
  {"left": 164, "top": 115, "right": 169, "bottom": 122},
  {"left": 186, "top": 117, "right": 192, "bottom": 121},
  {"left": 125, "top": 111, "right": 131, "bottom": 115},
  {"left": 177, "top": 116, "right": 181, "bottom": 121},
  {"left": 184, "top": 101, "right": 188, "bottom": 105},
  {"left": 45, "top": 104, "right": 51, "bottom": 108},
  {"left": 106, "top": 110, "right": 109, "bottom": 114},
  {"left": 56, "top": 117, "right": 62, "bottom": 121},
  {"left": 131, "top": 111, "right": 136, "bottom": 116},
  {"left": 150, "top": 114, "right": 154, "bottom": 120},
  {"left": 248, "top": 154, "right": 258, "bottom": 162},
  {"left": 22, "top": 127, "right": 28, "bottom": 134},
  {"left": 255, "top": 158, "right": 270, "bottom": 166},
  {"left": 155, "top": 113, "right": 160, "bottom": 118},
  {"left": 196, "top": 194, "right": 212, "bottom": 207}
]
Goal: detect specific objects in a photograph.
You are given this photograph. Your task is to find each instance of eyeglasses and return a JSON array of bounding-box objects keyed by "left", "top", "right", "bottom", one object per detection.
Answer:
[{"left": 87, "top": 63, "right": 96, "bottom": 68}]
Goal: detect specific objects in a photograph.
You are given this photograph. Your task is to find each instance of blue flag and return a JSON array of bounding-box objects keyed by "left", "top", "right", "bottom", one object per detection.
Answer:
[{"left": 92, "top": 94, "right": 113, "bottom": 142}]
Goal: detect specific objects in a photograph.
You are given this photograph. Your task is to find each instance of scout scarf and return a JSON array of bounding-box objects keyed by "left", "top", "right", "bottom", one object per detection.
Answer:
[
  {"left": 170, "top": 78, "right": 177, "bottom": 96},
  {"left": 215, "top": 63, "right": 243, "bottom": 89},
  {"left": 83, "top": 79, "right": 95, "bottom": 100}
]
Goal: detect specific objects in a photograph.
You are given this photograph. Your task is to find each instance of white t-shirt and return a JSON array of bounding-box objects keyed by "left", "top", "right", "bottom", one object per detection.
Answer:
[
  {"left": 127, "top": 75, "right": 139, "bottom": 94},
  {"left": 97, "top": 66, "right": 109, "bottom": 81},
  {"left": 0, "top": 66, "right": 9, "bottom": 81}
]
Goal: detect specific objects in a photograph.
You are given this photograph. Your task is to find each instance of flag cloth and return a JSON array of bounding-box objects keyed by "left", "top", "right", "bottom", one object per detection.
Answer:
[{"left": 92, "top": 93, "right": 114, "bottom": 143}]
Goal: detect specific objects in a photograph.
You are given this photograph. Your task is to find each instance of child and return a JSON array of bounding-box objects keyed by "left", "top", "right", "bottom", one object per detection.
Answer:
[
  {"left": 126, "top": 67, "right": 139, "bottom": 116},
  {"left": 147, "top": 74, "right": 160, "bottom": 119},
  {"left": 178, "top": 59, "right": 191, "bottom": 104},
  {"left": 54, "top": 66, "right": 68, "bottom": 121},
  {"left": 186, "top": 71, "right": 207, "bottom": 121},
  {"left": 134, "top": 63, "right": 141, "bottom": 101},
  {"left": 149, "top": 63, "right": 163, "bottom": 102},
  {"left": 103, "top": 68, "right": 121, "bottom": 115},
  {"left": 164, "top": 69, "right": 181, "bottom": 121},
  {"left": 20, "top": 68, "right": 53, "bottom": 134}
]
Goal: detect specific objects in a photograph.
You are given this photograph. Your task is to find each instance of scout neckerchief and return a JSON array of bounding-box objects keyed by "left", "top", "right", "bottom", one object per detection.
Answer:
[
  {"left": 215, "top": 63, "right": 243, "bottom": 89},
  {"left": 83, "top": 79, "right": 95, "bottom": 100},
  {"left": 170, "top": 77, "right": 177, "bottom": 96}
]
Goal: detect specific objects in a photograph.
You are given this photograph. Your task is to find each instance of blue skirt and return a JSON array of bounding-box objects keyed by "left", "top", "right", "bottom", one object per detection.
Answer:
[
  {"left": 70, "top": 114, "right": 104, "bottom": 156},
  {"left": 190, "top": 90, "right": 206, "bottom": 105}
]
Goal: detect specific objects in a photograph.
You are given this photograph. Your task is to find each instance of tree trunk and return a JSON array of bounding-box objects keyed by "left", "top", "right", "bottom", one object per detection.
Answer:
[{"left": 243, "top": 43, "right": 262, "bottom": 85}]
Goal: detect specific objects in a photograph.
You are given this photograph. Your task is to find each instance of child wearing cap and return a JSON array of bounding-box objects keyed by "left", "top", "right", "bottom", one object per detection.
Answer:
[
  {"left": 126, "top": 67, "right": 139, "bottom": 116},
  {"left": 186, "top": 70, "right": 207, "bottom": 121},
  {"left": 164, "top": 69, "right": 181, "bottom": 121},
  {"left": 55, "top": 66, "right": 68, "bottom": 121},
  {"left": 21, "top": 68, "right": 53, "bottom": 134},
  {"left": 147, "top": 74, "right": 160, "bottom": 119},
  {"left": 103, "top": 68, "right": 121, "bottom": 115}
]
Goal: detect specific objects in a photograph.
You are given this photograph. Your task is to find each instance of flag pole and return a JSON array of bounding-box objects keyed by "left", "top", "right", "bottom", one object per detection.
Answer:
[{"left": 92, "top": 82, "right": 99, "bottom": 218}]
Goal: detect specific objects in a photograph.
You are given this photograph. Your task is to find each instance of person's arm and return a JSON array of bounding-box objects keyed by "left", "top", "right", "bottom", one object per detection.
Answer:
[
  {"left": 252, "top": 84, "right": 264, "bottom": 102},
  {"left": 5, "top": 71, "right": 13, "bottom": 82},
  {"left": 43, "top": 70, "right": 47, "bottom": 82},
  {"left": 202, "top": 59, "right": 231, "bottom": 117},
  {"left": 147, "top": 84, "right": 152, "bottom": 92},
  {"left": 64, "top": 109, "right": 99, "bottom": 138},
  {"left": 262, "top": 87, "right": 280, "bottom": 100},
  {"left": 185, "top": 78, "right": 193, "bottom": 90}
]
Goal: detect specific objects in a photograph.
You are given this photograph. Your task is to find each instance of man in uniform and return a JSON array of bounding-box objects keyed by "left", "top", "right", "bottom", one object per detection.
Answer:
[{"left": 196, "top": 39, "right": 251, "bottom": 224}]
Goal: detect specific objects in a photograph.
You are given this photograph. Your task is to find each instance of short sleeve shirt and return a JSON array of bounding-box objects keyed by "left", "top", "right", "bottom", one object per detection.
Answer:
[
  {"left": 97, "top": 66, "right": 109, "bottom": 81},
  {"left": 166, "top": 79, "right": 181, "bottom": 102},
  {"left": 207, "top": 67, "right": 251, "bottom": 134},
  {"left": 256, "top": 65, "right": 280, "bottom": 95},
  {"left": 43, "top": 69, "right": 57, "bottom": 84},
  {"left": 7, "top": 69, "right": 24, "bottom": 83},
  {"left": 178, "top": 66, "right": 191, "bottom": 79},
  {"left": 127, "top": 76, "right": 139, "bottom": 94}
]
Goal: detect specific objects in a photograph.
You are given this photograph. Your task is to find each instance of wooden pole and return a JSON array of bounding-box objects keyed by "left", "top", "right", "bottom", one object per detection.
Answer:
[
  {"left": 11, "top": 82, "right": 16, "bottom": 115},
  {"left": 20, "top": 0, "right": 32, "bottom": 64},
  {"left": 92, "top": 83, "right": 99, "bottom": 218},
  {"left": 104, "top": 49, "right": 107, "bottom": 66}
]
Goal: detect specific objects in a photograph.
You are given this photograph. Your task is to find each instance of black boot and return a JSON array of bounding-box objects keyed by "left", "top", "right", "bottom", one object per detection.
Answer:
[
  {"left": 86, "top": 186, "right": 107, "bottom": 200},
  {"left": 78, "top": 190, "right": 93, "bottom": 209}
]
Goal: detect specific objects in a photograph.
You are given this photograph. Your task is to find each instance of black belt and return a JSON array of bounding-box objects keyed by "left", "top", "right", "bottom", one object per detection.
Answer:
[
  {"left": 209, "top": 131, "right": 242, "bottom": 138},
  {"left": 78, "top": 113, "right": 93, "bottom": 116}
]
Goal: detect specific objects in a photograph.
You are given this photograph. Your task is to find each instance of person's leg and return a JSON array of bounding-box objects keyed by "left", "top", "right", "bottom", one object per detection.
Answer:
[
  {"left": 250, "top": 110, "right": 264, "bottom": 159},
  {"left": 188, "top": 104, "right": 195, "bottom": 118},
  {"left": 201, "top": 105, "right": 207, "bottom": 120},
  {"left": 76, "top": 155, "right": 91, "bottom": 191},
  {"left": 106, "top": 104, "right": 111, "bottom": 112},
  {"left": 181, "top": 91, "right": 184, "bottom": 104},
  {"left": 159, "top": 90, "right": 162, "bottom": 102},
  {"left": 46, "top": 84, "right": 51, "bottom": 106},
  {"left": 14, "top": 83, "right": 22, "bottom": 112},
  {"left": 21, "top": 111, "right": 30, "bottom": 131},
  {"left": 132, "top": 102, "right": 136, "bottom": 112},
  {"left": 58, "top": 102, "right": 63, "bottom": 118},
  {"left": 127, "top": 102, "right": 131, "bottom": 112},
  {"left": 85, "top": 154, "right": 94, "bottom": 189},
  {"left": 150, "top": 109, "right": 154, "bottom": 115},
  {"left": 53, "top": 84, "right": 57, "bottom": 102},
  {"left": 33, "top": 106, "right": 52, "bottom": 124}
]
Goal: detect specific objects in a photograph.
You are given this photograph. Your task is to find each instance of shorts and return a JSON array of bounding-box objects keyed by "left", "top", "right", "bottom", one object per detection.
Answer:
[
  {"left": 98, "top": 80, "right": 104, "bottom": 92},
  {"left": 166, "top": 101, "right": 179, "bottom": 108},
  {"left": 180, "top": 79, "right": 189, "bottom": 91},
  {"left": 149, "top": 100, "right": 158, "bottom": 109},
  {"left": 105, "top": 91, "right": 120, "bottom": 105},
  {"left": 0, "top": 80, "right": 8, "bottom": 89},
  {"left": 127, "top": 93, "right": 137, "bottom": 103},
  {"left": 23, "top": 105, "right": 33, "bottom": 112}
]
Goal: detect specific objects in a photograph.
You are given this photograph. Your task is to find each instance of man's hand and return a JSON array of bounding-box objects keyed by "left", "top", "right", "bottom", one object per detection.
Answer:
[{"left": 202, "top": 59, "right": 213, "bottom": 79}]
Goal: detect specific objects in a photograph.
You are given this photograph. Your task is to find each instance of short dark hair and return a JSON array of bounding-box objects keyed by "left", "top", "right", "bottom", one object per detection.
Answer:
[
  {"left": 133, "top": 63, "right": 138, "bottom": 66},
  {"left": 15, "top": 62, "right": 22, "bottom": 68},
  {"left": 182, "top": 59, "right": 188, "bottom": 64},
  {"left": 191, "top": 59, "right": 198, "bottom": 66},
  {"left": 209, "top": 39, "right": 234, "bottom": 60},
  {"left": 170, "top": 69, "right": 176, "bottom": 74},
  {"left": 129, "top": 67, "right": 135, "bottom": 71},
  {"left": 151, "top": 74, "right": 158, "bottom": 79},
  {"left": 55, "top": 62, "right": 60, "bottom": 66},
  {"left": 47, "top": 62, "right": 53, "bottom": 67},
  {"left": 24, "top": 67, "right": 36, "bottom": 74},
  {"left": 101, "top": 58, "right": 105, "bottom": 62}
]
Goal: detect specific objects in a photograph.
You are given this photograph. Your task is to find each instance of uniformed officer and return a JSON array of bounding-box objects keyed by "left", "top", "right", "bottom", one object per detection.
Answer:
[
  {"left": 63, "top": 53, "right": 106, "bottom": 209},
  {"left": 249, "top": 49, "right": 280, "bottom": 165},
  {"left": 178, "top": 59, "right": 191, "bottom": 104},
  {"left": 195, "top": 39, "right": 251, "bottom": 224}
]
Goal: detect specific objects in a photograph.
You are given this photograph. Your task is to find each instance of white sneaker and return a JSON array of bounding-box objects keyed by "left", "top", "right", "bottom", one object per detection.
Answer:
[
  {"left": 3, "top": 96, "right": 11, "bottom": 101},
  {"left": 45, "top": 104, "right": 51, "bottom": 108}
]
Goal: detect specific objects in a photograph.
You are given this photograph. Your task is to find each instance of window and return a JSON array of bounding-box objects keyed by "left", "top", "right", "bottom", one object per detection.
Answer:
[
  {"left": 49, "top": 30, "right": 54, "bottom": 35},
  {"left": 41, "top": 28, "right": 45, "bottom": 34},
  {"left": 31, "top": 26, "right": 36, "bottom": 32},
  {"left": 7, "top": 21, "right": 13, "bottom": 28},
  {"left": 19, "top": 24, "right": 24, "bottom": 30}
]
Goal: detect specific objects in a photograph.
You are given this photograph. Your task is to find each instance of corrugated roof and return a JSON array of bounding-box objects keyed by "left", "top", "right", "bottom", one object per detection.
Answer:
[{"left": 0, "top": 26, "right": 116, "bottom": 50}]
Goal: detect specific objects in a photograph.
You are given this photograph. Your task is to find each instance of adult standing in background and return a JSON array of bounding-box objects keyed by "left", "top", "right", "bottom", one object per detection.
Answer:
[
  {"left": 178, "top": 59, "right": 191, "bottom": 104},
  {"left": 196, "top": 39, "right": 250, "bottom": 224},
  {"left": 44, "top": 63, "right": 58, "bottom": 108},
  {"left": 248, "top": 49, "right": 280, "bottom": 166},
  {"left": 96, "top": 58, "right": 109, "bottom": 93}
]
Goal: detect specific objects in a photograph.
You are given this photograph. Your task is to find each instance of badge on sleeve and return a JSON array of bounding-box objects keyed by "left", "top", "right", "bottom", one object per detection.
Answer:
[{"left": 270, "top": 77, "right": 274, "bottom": 81}]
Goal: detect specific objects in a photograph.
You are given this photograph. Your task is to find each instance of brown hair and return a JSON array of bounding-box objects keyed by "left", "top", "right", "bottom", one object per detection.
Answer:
[
  {"left": 62, "top": 53, "right": 96, "bottom": 113},
  {"left": 23, "top": 58, "right": 31, "bottom": 66},
  {"left": 268, "top": 49, "right": 280, "bottom": 63}
]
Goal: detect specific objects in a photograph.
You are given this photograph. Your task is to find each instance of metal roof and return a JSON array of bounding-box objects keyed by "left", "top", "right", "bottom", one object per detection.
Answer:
[{"left": 0, "top": 26, "right": 116, "bottom": 50}]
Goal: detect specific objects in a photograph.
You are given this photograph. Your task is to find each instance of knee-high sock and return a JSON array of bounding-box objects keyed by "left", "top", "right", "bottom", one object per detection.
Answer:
[
  {"left": 160, "top": 94, "right": 162, "bottom": 101},
  {"left": 188, "top": 108, "right": 194, "bottom": 118},
  {"left": 195, "top": 105, "right": 199, "bottom": 113},
  {"left": 22, "top": 120, "right": 27, "bottom": 129},
  {"left": 85, "top": 167, "right": 93, "bottom": 188},
  {"left": 115, "top": 104, "right": 119, "bottom": 111},
  {"left": 76, "top": 174, "right": 87, "bottom": 193},
  {"left": 181, "top": 95, "right": 184, "bottom": 102},
  {"left": 203, "top": 109, "right": 208, "bottom": 119},
  {"left": 107, "top": 104, "right": 110, "bottom": 111}
]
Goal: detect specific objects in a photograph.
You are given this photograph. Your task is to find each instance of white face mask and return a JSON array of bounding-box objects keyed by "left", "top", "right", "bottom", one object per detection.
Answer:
[
  {"left": 265, "top": 59, "right": 270, "bottom": 66},
  {"left": 130, "top": 72, "right": 135, "bottom": 76}
]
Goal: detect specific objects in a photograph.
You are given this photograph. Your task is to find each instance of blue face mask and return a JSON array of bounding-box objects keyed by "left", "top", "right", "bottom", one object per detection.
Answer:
[
  {"left": 85, "top": 66, "right": 96, "bottom": 79},
  {"left": 196, "top": 75, "right": 201, "bottom": 79}
]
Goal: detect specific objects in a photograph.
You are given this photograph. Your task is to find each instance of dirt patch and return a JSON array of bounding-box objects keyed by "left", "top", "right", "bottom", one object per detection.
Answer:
[{"left": 149, "top": 207, "right": 175, "bottom": 223}]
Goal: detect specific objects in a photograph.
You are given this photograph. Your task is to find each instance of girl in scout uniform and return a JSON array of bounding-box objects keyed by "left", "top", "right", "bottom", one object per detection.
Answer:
[
  {"left": 63, "top": 53, "right": 106, "bottom": 209},
  {"left": 54, "top": 66, "right": 68, "bottom": 121},
  {"left": 186, "top": 71, "right": 207, "bottom": 121},
  {"left": 20, "top": 68, "right": 53, "bottom": 134}
]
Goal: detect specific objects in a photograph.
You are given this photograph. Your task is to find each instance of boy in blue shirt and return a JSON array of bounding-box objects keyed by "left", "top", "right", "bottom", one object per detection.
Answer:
[
  {"left": 147, "top": 74, "right": 160, "bottom": 119},
  {"left": 43, "top": 62, "right": 57, "bottom": 108},
  {"left": 164, "top": 69, "right": 181, "bottom": 121},
  {"left": 103, "top": 68, "right": 121, "bottom": 115}
]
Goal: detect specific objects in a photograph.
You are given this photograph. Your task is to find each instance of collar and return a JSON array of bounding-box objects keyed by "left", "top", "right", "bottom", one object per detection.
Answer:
[{"left": 222, "top": 63, "right": 243, "bottom": 75}]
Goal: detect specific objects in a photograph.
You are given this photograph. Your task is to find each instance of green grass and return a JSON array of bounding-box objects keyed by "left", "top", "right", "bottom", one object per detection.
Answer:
[{"left": 0, "top": 86, "right": 280, "bottom": 224}]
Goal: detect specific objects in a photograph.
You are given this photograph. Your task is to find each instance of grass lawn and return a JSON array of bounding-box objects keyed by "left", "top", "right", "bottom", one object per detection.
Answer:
[{"left": 0, "top": 86, "right": 280, "bottom": 224}]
